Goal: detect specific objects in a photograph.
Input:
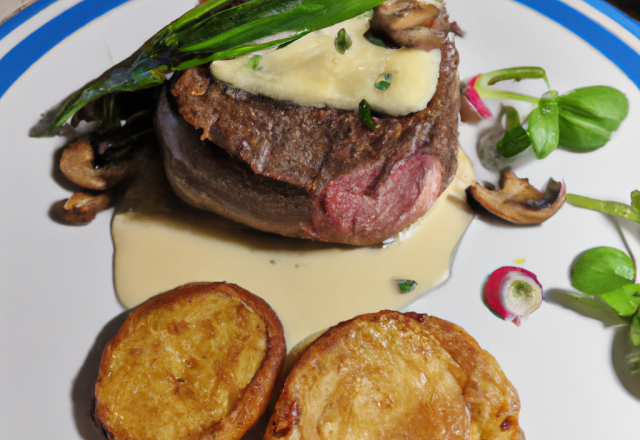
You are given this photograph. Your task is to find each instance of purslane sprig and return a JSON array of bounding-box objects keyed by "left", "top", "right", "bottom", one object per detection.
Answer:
[
  {"left": 571, "top": 246, "right": 640, "bottom": 372},
  {"left": 32, "top": 0, "right": 387, "bottom": 137},
  {"left": 464, "top": 67, "right": 629, "bottom": 159},
  {"left": 563, "top": 190, "right": 640, "bottom": 373}
]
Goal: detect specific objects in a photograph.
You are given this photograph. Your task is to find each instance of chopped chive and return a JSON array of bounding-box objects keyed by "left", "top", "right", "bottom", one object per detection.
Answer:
[
  {"left": 358, "top": 99, "right": 379, "bottom": 130},
  {"left": 397, "top": 279, "right": 417, "bottom": 293},
  {"left": 250, "top": 54, "right": 262, "bottom": 71},
  {"left": 335, "top": 28, "right": 352, "bottom": 54},
  {"left": 375, "top": 73, "right": 392, "bottom": 90}
]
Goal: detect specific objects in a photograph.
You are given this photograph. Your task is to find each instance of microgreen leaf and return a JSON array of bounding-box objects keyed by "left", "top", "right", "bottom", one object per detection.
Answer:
[
  {"left": 565, "top": 192, "right": 640, "bottom": 224},
  {"left": 600, "top": 284, "right": 640, "bottom": 316},
  {"left": 250, "top": 54, "right": 262, "bottom": 70},
  {"left": 334, "top": 28, "right": 352, "bottom": 54},
  {"left": 555, "top": 87, "right": 627, "bottom": 150},
  {"left": 558, "top": 86, "right": 628, "bottom": 124},
  {"left": 528, "top": 90, "right": 559, "bottom": 159},
  {"left": 631, "top": 314, "right": 640, "bottom": 347},
  {"left": 397, "top": 279, "right": 417, "bottom": 293},
  {"left": 631, "top": 190, "right": 640, "bottom": 213},
  {"left": 358, "top": 99, "right": 379, "bottom": 130},
  {"left": 496, "top": 106, "right": 531, "bottom": 158},
  {"left": 572, "top": 247, "right": 636, "bottom": 296},
  {"left": 375, "top": 73, "right": 392, "bottom": 90}
]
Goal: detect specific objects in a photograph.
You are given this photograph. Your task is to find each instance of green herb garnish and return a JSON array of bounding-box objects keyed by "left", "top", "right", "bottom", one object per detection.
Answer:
[
  {"left": 358, "top": 99, "right": 379, "bottom": 130},
  {"left": 496, "top": 106, "right": 531, "bottom": 158},
  {"left": 471, "top": 67, "right": 628, "bottom": 159},
  {"left": 397, "top": 279, "right": 417, "bottom": 293},
  {"left": 571, "top": 246, "right": 640, "bottom": 372},
  {"left": 250, "top": 54, "right": 262, "bottom": 71},
  {"left": 566, "top": 190, "right": 640, "bottom": 224},
  {"left": 374, "top": 73, "right": 392, "bottom": 90},
  {"left": 32, "top": 0, "right": 387, "bottom": 136},
  {"left": 334, "top": 28, "right": 352, "bottom": 54}
]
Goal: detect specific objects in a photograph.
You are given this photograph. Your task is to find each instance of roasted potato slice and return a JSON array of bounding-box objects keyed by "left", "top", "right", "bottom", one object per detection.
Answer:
[
  {"left": 266, "top": 311, "right": 522, "bottom": 440},
  {"left": 95, "top": 282, "right": 286, "bottom": 440}
]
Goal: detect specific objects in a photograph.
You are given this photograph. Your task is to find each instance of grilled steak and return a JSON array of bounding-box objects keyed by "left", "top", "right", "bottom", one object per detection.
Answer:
[{"left": 158, "top": 0, "right": 460, "bottom": 245}]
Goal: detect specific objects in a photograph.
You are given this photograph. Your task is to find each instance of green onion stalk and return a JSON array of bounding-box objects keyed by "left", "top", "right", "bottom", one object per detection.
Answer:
[{"left": 32, "top": 0, "right": 387, "bottom": 137}]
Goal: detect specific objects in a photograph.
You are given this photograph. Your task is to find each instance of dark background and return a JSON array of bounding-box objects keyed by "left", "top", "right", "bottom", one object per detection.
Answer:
[{"left": 607, "top": 0, "right": 640, "bottom": 20}]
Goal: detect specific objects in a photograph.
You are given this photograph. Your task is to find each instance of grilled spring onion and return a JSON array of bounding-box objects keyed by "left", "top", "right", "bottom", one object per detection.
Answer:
[{"left": 32, "top": 0, "right": 387, "bottom": 137}]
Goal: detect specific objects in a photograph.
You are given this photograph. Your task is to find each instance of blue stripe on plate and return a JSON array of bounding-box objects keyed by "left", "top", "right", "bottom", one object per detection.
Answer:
[
  {"left": 582, "top": 0, "right": 640, "bottom": 40},
  {"left": 0, "top": 0, "right": 59, "bottom": 42},
  {"left": 0, "top": 0, "right": 639, "bottom": 102},
  {"left": 515, "top": 0, "right": 640, "bottom": 88},
  {"left": 0, "top": 0, "right": 131, "bottom": 100}
]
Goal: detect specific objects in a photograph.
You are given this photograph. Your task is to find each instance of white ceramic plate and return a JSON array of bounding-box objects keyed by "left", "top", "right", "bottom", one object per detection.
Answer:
[{"left": 1, "top": 0, "right": 639, "bottom": 438}]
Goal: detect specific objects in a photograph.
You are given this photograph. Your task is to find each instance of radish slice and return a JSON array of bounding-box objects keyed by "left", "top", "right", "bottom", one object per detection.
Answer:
[
  {"left": 464, "top": 75, "right": 493, "bottom": 119},
  {"left": 483, "top": 266, "right": 542, "bottom": 326}
]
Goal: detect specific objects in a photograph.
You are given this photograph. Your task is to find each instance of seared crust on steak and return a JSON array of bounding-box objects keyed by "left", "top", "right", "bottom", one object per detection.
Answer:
[
  {"left": 94, "top": 282, "right": 286, "bottom": 440},
  {"left": 172, "top": 40, "right": 459, "bottom": 195},
  {"left": 265, "top": 311, "right": 522, "bottom": 440}
]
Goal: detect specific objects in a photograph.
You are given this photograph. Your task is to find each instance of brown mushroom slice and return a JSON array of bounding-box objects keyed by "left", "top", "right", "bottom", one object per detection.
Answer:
[
  {"left": 468, "top": 169, "right": 565, "bottom": 224},
  {"left": 95, "top": 282, "right": 286, "bottom": 440},
  {"left": 53, "top": 190, "right": 114, "bottom": 224},
  {"left": 374, "top": 0, "right": 451, "bottom": 51},
  {"left": 59, "top": 139, "right": 143, "bottom": 190}
]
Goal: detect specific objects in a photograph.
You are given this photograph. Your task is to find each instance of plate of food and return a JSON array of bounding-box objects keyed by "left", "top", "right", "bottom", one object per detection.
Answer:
[{"left": 1, "top": 0, "right": 639, "bottom": 439}]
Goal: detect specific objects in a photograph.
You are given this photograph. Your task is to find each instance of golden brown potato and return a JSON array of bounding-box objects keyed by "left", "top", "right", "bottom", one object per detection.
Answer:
[
  {"left": 94, "top": 282, "right": 286, "bottom": 440},
  {"left": 266, "top": 311, "right": 521, "bottom": 440}
]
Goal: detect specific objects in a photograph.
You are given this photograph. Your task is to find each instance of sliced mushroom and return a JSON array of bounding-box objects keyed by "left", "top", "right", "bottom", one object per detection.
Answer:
[
  {"left": 467, "top": 169, "right": 565, "bottom": 224},
  {"left": 374, "top": 0, "right": 451, "bottom": 51},
  {"left": 52, "top": 190, "right": 114, "bottom": 224},
  {"left": 59, "top": 139, "right": 143, "bottom": 190}
]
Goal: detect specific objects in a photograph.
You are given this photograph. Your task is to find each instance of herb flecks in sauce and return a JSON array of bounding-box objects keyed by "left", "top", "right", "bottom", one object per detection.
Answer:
[{"left": 397, "top": 280, "right": 417, "bottom": 293}]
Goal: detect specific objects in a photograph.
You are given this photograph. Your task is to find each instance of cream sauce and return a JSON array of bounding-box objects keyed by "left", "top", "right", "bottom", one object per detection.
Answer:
[{"left": 112, "top": 149, "right": 475, "bottom": 347}]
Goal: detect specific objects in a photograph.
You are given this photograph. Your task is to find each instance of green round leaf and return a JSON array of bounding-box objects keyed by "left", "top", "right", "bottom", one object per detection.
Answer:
[
  {"left": 600, "top": 284, "right": 640, "bottom": 316},
  {"left": 528, "top": 91, "right": 559, "bottom": 159},
  {"left": 572, "top": 247, "right": 636, "bottom": 295}
]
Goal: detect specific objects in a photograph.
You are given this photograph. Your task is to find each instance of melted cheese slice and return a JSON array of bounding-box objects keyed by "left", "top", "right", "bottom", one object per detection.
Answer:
[{"left": 210, "top": 14, "right": 441, "bottom": 116}]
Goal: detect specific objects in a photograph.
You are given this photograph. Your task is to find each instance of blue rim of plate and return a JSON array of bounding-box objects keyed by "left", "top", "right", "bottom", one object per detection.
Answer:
[{"left": 0, "top": 0, "right": 639, "bottom": 101}]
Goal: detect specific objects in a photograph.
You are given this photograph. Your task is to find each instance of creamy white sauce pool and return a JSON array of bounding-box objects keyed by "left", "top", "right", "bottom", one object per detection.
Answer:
[
  {"left": 112, "top": 149, "right": 475, "bottom": 346},
  {"left": 210, "top": 14, "right": 441, "bottom": 116}
]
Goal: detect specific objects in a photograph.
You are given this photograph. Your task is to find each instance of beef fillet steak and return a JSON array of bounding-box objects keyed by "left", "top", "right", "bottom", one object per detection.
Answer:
[{"left": 156, "top": 1, "right": 460, "bottom": 246}]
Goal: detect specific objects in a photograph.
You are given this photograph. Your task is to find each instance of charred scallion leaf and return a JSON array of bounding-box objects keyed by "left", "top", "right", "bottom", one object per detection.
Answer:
[
  {"left": 334, "top": 28, "right": 352, "bottom": 54},
  {"left": 33, "top": 0, "right": 387, "bottom": 136},
  {"left": 358, "top": 99, "right": 379, "bottom": 130}
]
